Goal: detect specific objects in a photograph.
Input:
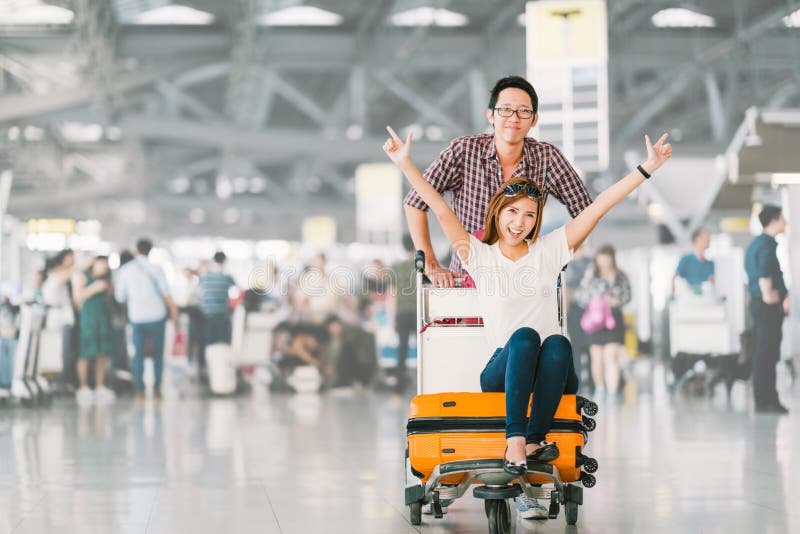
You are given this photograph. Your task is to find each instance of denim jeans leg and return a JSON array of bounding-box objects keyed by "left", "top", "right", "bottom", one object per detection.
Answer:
[
  {"left": 131, "top": 323, "right": 146, "bottom": 391},
  {"left": 527, "top": 335, "right": 579, "bottom": 443},
  {"left": 151, "top": 320, "right": 166, "bottom": 390},
  {"left": 480, "top": 327, "right": 541, "bottom": 439}
]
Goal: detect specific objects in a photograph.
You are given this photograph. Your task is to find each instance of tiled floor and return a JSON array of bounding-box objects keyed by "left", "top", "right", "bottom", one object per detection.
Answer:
[{"left": 0, "top": 364, "right": 797, "bottom": 534}]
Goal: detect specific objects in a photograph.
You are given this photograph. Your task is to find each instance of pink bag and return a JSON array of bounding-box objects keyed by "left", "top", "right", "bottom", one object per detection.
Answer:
[{"left": 580, "top": 295, "right": 616, "bottom": 334}]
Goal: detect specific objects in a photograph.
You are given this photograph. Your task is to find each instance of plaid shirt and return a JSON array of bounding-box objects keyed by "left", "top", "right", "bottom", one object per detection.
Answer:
[{"left": 404, "top": 134, "right": 592, "bottom": 273}]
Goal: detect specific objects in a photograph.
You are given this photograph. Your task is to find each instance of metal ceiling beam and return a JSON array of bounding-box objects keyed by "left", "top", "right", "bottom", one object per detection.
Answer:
[
  {"left": 372, "top": 73, "right": 467, "bottom": 133},
  {"left": 0, "top": 59, "right": 206, "bottom": 122},
  {"left": 615, "top": 3, "right": 797, "bottom": 146},
  {"left": 119, "top": 115, "right": 445, "bottom": 165}
]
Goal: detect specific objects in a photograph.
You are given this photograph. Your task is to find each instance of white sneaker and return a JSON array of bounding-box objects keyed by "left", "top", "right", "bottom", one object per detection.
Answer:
[
  {"left": 514, "top": 495, "right": 548, "bottom": 519},
  {"left": 76, "top": 387, "right": 94, "bottom": 406},
  {"left": 95, "top": 386, "right": 116, "bottom": 404}
]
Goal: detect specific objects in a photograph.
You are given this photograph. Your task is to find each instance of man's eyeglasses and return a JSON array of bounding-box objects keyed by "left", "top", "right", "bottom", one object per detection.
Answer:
[
  {"left": 502, "top": 182, "right": 541, "bottom": 201},
  {"left": 494, "top": 107, "right": 534, "bottom": 119}
]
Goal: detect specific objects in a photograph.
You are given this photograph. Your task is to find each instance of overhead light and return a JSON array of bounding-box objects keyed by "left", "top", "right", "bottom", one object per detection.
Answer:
[
  {"left": 0, "top": 0, "right": 74, "bottom": 25},
  {"left": 346, "top": 124, "right": 363, "bottom": 140},
  {"left": 60, "top": 122, "right": 103, "bottom": 143},
  {"left": 651, "top": 8, "right": 715, "bottom": 28},
  {"left": 517, "top": 13, "right": 526, "bottom": 26},
  {"left": 23, "top": 125, "right": 45, "bottom": 141},
  {"left": 189, "top": 208, "right": 206, "bottom": 224},
  {"left": 391, "top": 7, "right": 469, "bottom": 27},
  {"left": 216, "top": 176, "right": 233, "bottom": 199},
  {"left": 249, "top": 176, "right": 267, "bottom": 194},
  {"left": 169, "top": 176, "right": 191, "bottom": 194},
  {"left": 132, "top": 5, "right": 215, "bottom": 25},
  {"left": 232, "top": 176, "right": 249, "bottom": 194},
  {"left": 258, "top": 6, "right": 343, "bottom": 26},
  {"left": 784, "top": 8, "right": 800, "bottom": 27}
]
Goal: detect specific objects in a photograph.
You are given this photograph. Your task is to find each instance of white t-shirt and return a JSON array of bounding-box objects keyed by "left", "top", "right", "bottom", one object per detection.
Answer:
[{"left": 459, "top": 226, "right": 573, "bottom": 350}]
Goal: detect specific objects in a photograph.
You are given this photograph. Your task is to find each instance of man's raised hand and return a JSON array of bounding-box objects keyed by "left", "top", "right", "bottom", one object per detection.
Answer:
[{"left": 383, "top": 125, "right": 413, "bottom": 166}]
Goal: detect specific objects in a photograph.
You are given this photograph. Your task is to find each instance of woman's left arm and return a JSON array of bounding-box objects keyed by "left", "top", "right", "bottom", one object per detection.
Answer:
[{"left": 566, "top": 134, "right": 672, "bottom": 250}]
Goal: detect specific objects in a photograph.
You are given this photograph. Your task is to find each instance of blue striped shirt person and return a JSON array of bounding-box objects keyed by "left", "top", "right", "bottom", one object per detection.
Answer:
[{"left": 200, "top": 252, "right": 237, "bottom": 345}]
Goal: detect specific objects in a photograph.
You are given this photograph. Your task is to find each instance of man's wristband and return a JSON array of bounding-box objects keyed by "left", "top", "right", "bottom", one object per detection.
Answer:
[{"left": 637, "top": 165, "right": 651, "bottom": 179}]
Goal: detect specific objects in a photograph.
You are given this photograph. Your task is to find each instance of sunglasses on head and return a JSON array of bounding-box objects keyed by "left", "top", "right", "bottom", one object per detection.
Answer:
[{"left": 502, "top": 182, "right": 541, "bottom": 201}]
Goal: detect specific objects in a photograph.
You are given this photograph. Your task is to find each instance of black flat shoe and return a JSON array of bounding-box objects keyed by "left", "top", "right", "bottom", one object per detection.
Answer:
[
  {"left": 502, "top": 446, "right": 528, "bottom": 476},
  {"left": 526, "top": 441, "right": 559, "bottom": 463}
]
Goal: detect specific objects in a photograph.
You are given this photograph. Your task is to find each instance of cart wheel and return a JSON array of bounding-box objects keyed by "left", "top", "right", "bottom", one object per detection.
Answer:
[
  {"left": 583, "top": 457, "right": 598, "bottom": 473},
  {"left": 583, "top": 400, "right": 598, "bottom": 416},
  {"left": 409, "top": 502, "right": 422, "bottom": 526},
  {"left": 565, "top": 501, "right": 579, "bottom": 525},
  {"left": 485, "top": 499, "right": 511, "bottom": 534},
  {"left": 582, "top": 416, "right": 597, "bottom": 432},
  {"left": 580, "top": 472, "right": 596, "bottom": 488}
]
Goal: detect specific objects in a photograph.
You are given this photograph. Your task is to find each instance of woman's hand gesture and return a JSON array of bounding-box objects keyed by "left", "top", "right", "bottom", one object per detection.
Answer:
[
  {"left": 642, "top": 133, "right": 672, "bottom": 174},
  {"left": 382, "top": 126, "right": 413, "bottom": 167}
]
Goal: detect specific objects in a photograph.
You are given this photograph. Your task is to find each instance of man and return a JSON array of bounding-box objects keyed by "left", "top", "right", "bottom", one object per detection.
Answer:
[
  {"left": 404, "top": 75, "right": 592, "bottom": 288},
  {"left": 388, "top": 234, "right": 418, "bottom": 391},
  {"left": 744, "top": 205, "right": 789, "bottom": 414},
  {"left": 115, "top": 238, "right": 178, "bottom": 400},
  {"left": 199, "top": 252, "right": 237, "bottom": 346},
  {"left": 673, "top": 227, "right": 715, "bottom": 294}
]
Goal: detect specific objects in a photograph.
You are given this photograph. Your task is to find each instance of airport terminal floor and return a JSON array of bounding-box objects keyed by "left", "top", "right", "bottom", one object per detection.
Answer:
[{"left": 1, "top": 361, "right": 797, "bottom": 534}]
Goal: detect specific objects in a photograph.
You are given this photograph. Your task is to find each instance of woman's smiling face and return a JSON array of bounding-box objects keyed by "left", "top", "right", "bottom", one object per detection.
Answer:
[{"left": 496, "top": 196, "right": 539, "bottom": 245}]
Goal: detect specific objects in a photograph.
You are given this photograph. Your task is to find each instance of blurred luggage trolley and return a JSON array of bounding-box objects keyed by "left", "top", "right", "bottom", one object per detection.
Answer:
[
  {"left": 668, "top": 285, "right": 740, "bottom": 395},
  {"left": 404, "top": 253, "right": 598, "bottom": 531}
]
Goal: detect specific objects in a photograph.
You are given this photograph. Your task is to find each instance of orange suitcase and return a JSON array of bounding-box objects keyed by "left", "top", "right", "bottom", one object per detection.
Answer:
[{"left": 407, "top": 393, "right": 597, "bottom": 486}]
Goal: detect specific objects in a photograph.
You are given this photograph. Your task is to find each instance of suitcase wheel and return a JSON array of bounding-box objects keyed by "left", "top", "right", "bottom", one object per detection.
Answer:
[
  {"left": 583, "top": 457, "right": 598, "bottom": 474},
  {"left": 580, "top": 472, "right": 596, "bottom": 488},
  {"left": 582, "top": 415, "right": 597, "bottom": 432}
]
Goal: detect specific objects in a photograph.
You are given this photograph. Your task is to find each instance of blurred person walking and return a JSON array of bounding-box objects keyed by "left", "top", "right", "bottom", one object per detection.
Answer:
[
  {"left": 115, "top": 238, "right": 178, "bottom": 400},
  {"left": 745, "top": 205, "right": 789, "bottom": 414},
  {"left": 199, "top": 252, "right": 237, "bottom": 346},
  {"left": 388, "top": 235, "right": 418, "bottom": 391},
  {"left": 72, "top": 256, "right": 116, "bottom": 405},
  {"left": 296, "top": 253, "right": 341, "bottom": 324},
  {"left": 673, "top": 227, "right": 715, "bottom": 296},
  {"left": 565, "top": 246, "right": 593, "bottom": 392},
  {"left": 579, "top": 245, "right": 631, "bottom": 400},
  {"left": 41, "top": 249, "right": 79, "bottom": 387}
]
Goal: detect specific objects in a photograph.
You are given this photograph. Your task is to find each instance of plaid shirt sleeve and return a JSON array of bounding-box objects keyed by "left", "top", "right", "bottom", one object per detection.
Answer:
[
  {"left": 545, "top": 144, "right": 593, "bottom": 218},
  {"left": 403, "top": 137, "right": 464, "bottom": 211}
]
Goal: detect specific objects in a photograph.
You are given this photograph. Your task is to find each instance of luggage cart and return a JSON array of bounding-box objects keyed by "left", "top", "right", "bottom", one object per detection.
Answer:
[
  {"left": 404, "top": 252, "right": 597, "bottom": 531},
  {"left": 668, "top": 298, "right": 739, "bottom": 396},
  {"left": 10, "top": 303, "right": 51, "bottom": 406}
]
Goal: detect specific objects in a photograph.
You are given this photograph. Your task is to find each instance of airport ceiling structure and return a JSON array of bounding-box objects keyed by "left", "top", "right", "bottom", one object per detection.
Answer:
[{"left": 1, "top": 0, "right": 799, "bottom": 241}]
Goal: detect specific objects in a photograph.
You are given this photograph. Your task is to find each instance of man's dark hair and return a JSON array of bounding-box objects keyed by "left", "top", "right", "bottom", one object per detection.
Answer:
[
  {"left": 691, "top": 228, "right": 708, "bottom": 242},
  {"left": 136, "top": 238, "right": 153, "bottom": 256},
  {"left": 213, "top": 251, "right": 227, "bottom": 264},
  {"left": 758, "top": 204, "right": 782, "bottom": 228},
  {"left": 119, "top": 250, "right": 134, "bottom": 266},
  {"left": 402, "top": 234, "right": 415, "bottom": 253},
  {"left": 488, "top": 76, "right": 538, "bottom": 114}
]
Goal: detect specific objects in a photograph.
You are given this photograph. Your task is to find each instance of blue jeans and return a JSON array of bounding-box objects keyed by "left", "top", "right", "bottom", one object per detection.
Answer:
[
  {"left": 0, "top": 338, "right": 16, "bottom": 388},
  {"left": 131, "top": 319, "right": 166, "bottom": 392},
  {"left": 480, "top": 327, "right": 579, "bottom": 443}
]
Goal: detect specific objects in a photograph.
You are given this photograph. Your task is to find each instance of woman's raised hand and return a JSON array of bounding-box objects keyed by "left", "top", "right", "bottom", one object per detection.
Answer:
[
  {"left": 382, "top": 125, "right": 413, "bottom": 167},
  {"left": 643, "top": 133, "right": 673, "bottom": 173}
]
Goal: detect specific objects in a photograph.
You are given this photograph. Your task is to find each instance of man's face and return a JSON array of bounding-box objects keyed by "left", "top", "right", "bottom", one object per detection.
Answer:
[
  {"left": 486, "top": 88, "right": 538, "bottom": 146},
  {"left": 774, "top": 214, "right": 787, "bottom": 234},
  {"left": 694, "top": 230, "right": 710, "bottom": 251}
]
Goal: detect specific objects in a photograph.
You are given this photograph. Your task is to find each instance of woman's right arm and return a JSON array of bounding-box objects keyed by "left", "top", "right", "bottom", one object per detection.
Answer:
[{"left": 383, "top": 126, "right": 471, "bottom": 262}]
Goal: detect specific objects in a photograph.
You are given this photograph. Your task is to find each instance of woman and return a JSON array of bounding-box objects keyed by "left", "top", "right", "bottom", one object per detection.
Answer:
[
  {"left": 73, "top": 256, "right": 116, "bottom": 405},
  {"left": 579, "top": 245, "right": 631, "bottom": 399},
  {"left": 382, "top": 125, "right": 671, "bottom": 475}
]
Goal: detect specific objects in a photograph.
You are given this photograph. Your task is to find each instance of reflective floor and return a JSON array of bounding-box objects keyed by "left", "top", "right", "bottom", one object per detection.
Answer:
[{"left": 0, "top": 362, "right": 798, "bottom": 534}]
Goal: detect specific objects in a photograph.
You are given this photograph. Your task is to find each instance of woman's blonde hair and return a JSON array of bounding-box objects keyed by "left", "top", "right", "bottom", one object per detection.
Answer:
[{"left": 482, "top": 177, "right": 544, "bottom": 245}]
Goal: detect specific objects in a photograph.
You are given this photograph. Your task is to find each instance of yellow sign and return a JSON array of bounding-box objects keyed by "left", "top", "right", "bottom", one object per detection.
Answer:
[
  {"left": 528, "top": 0, "right": 607, "bottom": 60},
  {"left": 26, "top": 218, "right": 77, "bottom": 235},
  {"left": 301, "top": 216, "right": 336, "bottom": 244}
]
